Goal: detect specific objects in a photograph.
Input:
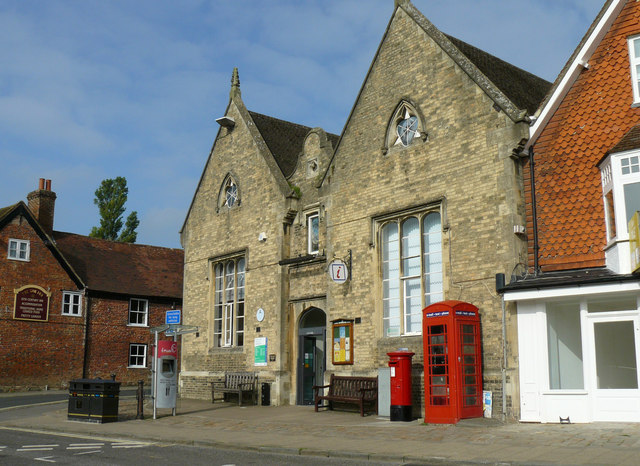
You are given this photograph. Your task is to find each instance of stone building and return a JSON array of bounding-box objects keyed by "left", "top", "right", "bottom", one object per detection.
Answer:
[
  {"left": 503, "top": 0, "right": 640, "bottom": 422},
  {"left": 0, "top": 179, "right": 183, "bottom": 390},
  {"left": 180, "top": 0, "right": 550, "bottom": 419}
]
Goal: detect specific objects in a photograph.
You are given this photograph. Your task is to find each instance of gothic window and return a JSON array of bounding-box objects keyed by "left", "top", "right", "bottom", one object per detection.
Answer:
[
  {"left": 213, "top": 256, "right": 245, "bottom": 347},
  {"left": 385, "top": 101, "right": 425, "bottom": 152},
  {"left": 381, "top": 211, "right": 443, "bottom": 337},
  {"left": 218, "top": 175, "right": 240, "bottom": 210}
]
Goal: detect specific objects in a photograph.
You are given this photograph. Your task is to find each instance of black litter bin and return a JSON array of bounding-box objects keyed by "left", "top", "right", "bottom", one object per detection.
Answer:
[
  {"left": 261, "top": 382, "right": 271, "bottom": 406},
  {"left": 68, "top": 378, "right": 121, "bottom": 423}
]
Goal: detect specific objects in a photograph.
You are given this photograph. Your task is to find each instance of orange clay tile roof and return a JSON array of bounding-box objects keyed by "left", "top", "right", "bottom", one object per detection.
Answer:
[{"left": 528, "top": 0, "right": 640, "bottom": 272}]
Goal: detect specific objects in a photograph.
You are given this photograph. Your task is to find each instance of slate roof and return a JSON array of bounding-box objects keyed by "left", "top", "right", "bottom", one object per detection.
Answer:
[
  {"left": 52, "top": 231, "right": 183, "bottom": 299},
  {"left": 607, "top": 124, "right": 640, "bottom": 155},
  {"left": 0, "top": 204, "right": 17, "bottom": 223},
  {"left": 249, "top": 111, "right": 339, "bottom": 178},
  {"left": 502, "top": 267, "right": 639, "bottom": 292},
  {"left": 446, "top": 35, "right": 552, "bottom": 115}
]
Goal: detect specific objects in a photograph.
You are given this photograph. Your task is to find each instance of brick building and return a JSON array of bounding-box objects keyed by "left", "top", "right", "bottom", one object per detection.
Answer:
[
  {"left": 180, "top": 0, "right": 550, "bottom": 419},
  {"left": 503, "top": 0, "right": 640, "bottom": 422},
  {"left": 0, "top": 179, "right": 183, "bottom": 390}
]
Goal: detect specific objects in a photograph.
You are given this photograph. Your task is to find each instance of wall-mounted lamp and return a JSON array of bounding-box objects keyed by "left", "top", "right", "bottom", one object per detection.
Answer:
[{"left": 216, "top": 116, "right": 235, "bottom": 128}]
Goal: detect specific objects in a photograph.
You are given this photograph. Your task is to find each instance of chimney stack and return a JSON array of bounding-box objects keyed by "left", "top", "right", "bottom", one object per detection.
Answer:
[{"left": 27, "top": 178, "right": 57, "bottom": 235}]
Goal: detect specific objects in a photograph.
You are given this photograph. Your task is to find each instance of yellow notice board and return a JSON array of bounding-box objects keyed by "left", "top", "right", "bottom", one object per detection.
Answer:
[
  {"left": 332, "top": 320, "right": 353, "bottom": 365},
  {"left": 630, "top": 211, "right": 640, "bottom": 274}
]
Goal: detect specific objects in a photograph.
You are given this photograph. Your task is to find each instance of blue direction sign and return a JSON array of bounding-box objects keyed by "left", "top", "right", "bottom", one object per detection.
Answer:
[{"left": 165, "top": 309, "right": 181, "bottom": 325}]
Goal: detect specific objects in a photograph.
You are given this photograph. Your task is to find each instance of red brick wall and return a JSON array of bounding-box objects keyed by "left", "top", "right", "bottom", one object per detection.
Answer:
[
  {"left": 0, "top": 214, "right": 85, "bottom": 390},
  {"left": 527, "top": 0, "right": 640, "bottom": 271},
  {"left": 85, "top": 293, "right": 181, "bottom": 386}
]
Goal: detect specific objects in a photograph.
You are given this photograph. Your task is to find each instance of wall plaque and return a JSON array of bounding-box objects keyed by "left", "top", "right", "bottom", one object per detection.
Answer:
[{"left": 14, "top": 285, "right": 51, "bottom": 322}]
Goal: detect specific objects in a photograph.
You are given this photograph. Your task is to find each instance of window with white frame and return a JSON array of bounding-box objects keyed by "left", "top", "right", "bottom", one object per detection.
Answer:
[
  {"left": 380, "top": 211, "right": 443, "bottom": 337},
  {"left": 8, "top": 239, "right": 30, "bottom": 261},
  {"left": 601, "top": 151, "right": 640, "bottom": 242},
  {"left": 628, "top": 36, "right": 640, "bottom": 103},
  {"left": 62, "top": 291, "right": 82, "bottom": 316},
  {"left": 307, "top": 212, "right": 319, "bottom": 254},
  {"left": 213, "top": 256, "right": 245, "bottom": 347},
  {"left": 128, "top": 343, "right": 147, "bottom": 368},
  {"left": 128, "top": 298, "right": 149, "bottom": 326}
]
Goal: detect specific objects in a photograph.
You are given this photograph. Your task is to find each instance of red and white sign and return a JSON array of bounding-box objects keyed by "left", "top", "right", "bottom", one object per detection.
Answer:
[
  {"left": 157, "top": 340, "right": 178, "bottom": 358},
  {"left": 329, "top": 259, "right": 349, "bottom": 284}
]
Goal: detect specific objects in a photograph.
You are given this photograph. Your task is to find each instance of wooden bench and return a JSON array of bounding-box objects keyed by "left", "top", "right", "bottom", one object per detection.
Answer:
[
  {"left": 313, "top": 374, "right": 378, "bottom": 416},
  {"left": 211, "top": 372, "right": 258, "bottom": 406}
]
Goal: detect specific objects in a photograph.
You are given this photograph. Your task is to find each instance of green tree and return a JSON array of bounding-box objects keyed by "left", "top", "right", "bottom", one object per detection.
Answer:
[{"left": 89, "top": 177, "right": 139, "bottom": 243}]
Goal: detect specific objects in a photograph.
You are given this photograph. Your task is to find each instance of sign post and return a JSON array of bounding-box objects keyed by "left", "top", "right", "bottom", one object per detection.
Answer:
[{"left": 149, "top": 323, "right": 198, "bottom": 419}]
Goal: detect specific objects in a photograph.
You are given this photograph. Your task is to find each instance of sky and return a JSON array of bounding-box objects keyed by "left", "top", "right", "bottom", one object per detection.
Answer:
[{"left": 0, "top": 0, "right": 605, "bottom": 249}]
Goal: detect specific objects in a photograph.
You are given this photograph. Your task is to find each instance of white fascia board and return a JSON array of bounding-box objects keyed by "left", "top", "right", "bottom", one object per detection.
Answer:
[
  {"left": 504, "top": 280, "right": 640, "bottom": 302},
  {"left": 526, "top": 0, "right": 626, "bottom": 150}
]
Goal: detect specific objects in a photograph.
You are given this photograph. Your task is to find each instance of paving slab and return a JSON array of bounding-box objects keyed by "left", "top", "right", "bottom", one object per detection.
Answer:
[{"left": 2, "top": 395, "right": 640, "bottom": 465}]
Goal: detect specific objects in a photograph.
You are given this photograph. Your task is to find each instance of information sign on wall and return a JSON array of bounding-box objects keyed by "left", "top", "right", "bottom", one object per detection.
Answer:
[
  {"left": 13, "top": 285, "right": 51, "bottom": 322},
  {"left": 329, "top": 259, "right": 349, "bottom": 284},
  {"left": 254, "top": 337, "right": 268, "bottom": 366},
  {"left": 332, "top": 320, "right": 353, "bottom": 365}
]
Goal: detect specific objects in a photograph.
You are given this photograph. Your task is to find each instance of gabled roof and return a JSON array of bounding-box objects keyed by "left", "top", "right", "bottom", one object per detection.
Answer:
[
  {"left": 320, "top": 0, "right": 551, "bottom": 186},
  {"left": 53, "top": 231, "right": 183, "bottom": 299},
  {"left": 1, "top": 200, "right": 183, "bottom": 299},
  {"left": 526, "top": 0, "right": 625, "bottom": 149},
  {"left": 0, "top": 202, "right": 85, "bottom": 289},
  {"left": 249, "top": 111, "right": 339, "bottom": 178},
  {"left": 445, "top": 35, "right": 551, "bottom": 116},
  {"left": 397, "top": 0, "right": 550, "bottom": 122},
  {"left": 0, "top": 203, "right": 18, "bottom": 223}
]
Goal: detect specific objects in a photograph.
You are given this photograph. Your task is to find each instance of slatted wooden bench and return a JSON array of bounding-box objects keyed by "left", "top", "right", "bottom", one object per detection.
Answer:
[
  {"left": 313, "top": 374, "right": 378, "bottom": 416},
  {"left": 211, "top": 372, "right": 258, "bottom": 406}
]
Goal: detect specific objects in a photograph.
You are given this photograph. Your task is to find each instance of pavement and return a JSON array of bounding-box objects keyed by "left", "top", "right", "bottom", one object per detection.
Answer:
[{"left": 2, "top": 392, "right": 640, "bottom": 465}]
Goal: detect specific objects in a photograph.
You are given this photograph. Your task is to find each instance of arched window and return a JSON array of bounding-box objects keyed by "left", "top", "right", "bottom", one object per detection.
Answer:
[
  {"left": 213, "top": 256, "right": 245, "bottom": 347},
  {"left": 218, "top": 175, "right": 240, "bottom": 210},
  {"left": 385, "top": 101, "right": 426, "bottom": 153},
  {"left": 381, "top": 211, "right": 442, "bottom": 337}
]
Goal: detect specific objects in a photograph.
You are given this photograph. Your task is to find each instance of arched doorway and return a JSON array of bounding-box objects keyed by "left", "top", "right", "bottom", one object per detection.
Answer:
[{"left": 297, "top": 307, "right": 326, "bottom": 405}]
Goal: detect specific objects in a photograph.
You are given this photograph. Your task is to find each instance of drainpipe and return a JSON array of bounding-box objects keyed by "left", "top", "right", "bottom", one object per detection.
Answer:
[
  {"left": 529, "top": 146, "right": 540, "bottom": 275},
  {"left": 82, "top": 290, "right": 90, "bottom": 378},
  {"left": 501, "top": 296, "right": 507, "bottom": 420}
]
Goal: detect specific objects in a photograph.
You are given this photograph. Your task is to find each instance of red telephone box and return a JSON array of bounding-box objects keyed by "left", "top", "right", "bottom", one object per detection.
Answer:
[{"left": 422, "top": 300, "right": 483, "bottom": 424}]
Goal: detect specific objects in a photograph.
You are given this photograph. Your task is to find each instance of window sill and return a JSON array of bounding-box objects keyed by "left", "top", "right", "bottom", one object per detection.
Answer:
[
  {"left": 7, "top": 257, "right": 30, "bottom": 262},
  {"left": 540, "top": 390, "right": 587, "bottom": 396},
  {"left": 128, "top": 366, "right": 147, "bottom": 369},
  {"left": 127, "top": 324, "right": 149, "bottom": 328},
  {"left": 61, "top": 313, "right": 83, "bottom": 318}
]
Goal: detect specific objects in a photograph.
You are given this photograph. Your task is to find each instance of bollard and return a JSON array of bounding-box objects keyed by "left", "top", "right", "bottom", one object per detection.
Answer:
[{"left": 136, "top": 380, "right": 144, "bottom": 420}]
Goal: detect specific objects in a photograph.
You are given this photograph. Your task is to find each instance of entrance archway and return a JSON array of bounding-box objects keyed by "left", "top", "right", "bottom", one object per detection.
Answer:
[{"left": 297, "top": 307, "right": 326, "bottom": 405}]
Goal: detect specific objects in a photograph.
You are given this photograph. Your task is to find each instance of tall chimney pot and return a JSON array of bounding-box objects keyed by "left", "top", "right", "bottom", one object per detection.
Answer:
[{"left": 27, "top": 178, "right": 57, "bottom": 235}]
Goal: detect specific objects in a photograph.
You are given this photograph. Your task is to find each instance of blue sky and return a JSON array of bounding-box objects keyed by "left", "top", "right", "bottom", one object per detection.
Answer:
[{"left": 0, "top": 0, "right": 604, "bottom": 248}]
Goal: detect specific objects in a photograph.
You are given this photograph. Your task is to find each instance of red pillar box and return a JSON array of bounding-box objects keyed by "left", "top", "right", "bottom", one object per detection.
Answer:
[
  {"left": 423, "top": 301, "right": 483, "bottom": 424},
  {"left": 388, "top": 350, "right": 415, "bottom": 422}
]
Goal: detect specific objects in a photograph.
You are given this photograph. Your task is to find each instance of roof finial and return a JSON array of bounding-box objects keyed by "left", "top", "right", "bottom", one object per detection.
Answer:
[{"left": 230, "top": 67, "right": 241, "bottom": 99}]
